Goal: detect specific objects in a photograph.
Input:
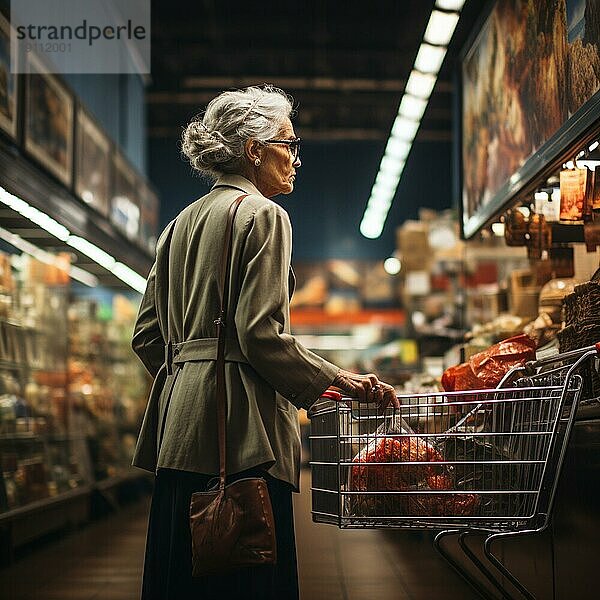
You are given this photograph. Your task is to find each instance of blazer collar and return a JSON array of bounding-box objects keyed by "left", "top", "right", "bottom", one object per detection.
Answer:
[{"left": 212, "top": 174, "right": 263, "bottom": 197}]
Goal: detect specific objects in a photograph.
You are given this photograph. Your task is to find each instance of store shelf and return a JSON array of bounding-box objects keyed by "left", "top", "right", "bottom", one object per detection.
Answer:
[
  {"left": 0, "top": 471, "right": 149, "bottom": 524},
  {"left": 0, "top": 484, "right": 93, "bottom": 523},
  {"left": 0, "top": 433, "right": 84, "bottom": 442},
  {"left": 0, "top": 360, "right": 24, "bottom": 370},
  {"left": 0, "top": 145, "right": 153, "bottom": 286}
]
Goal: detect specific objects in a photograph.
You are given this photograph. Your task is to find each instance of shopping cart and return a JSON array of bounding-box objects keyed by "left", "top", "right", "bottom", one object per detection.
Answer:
[{"left": 308, "top": 343, "right": 600, "bottom": 600}]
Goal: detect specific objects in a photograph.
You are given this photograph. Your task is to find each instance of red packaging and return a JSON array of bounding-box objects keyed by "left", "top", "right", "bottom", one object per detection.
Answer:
[
  {"left": 349, "top": 436, "right": 480, "bottom": 518},
  {"left": 442, "top": 334, "right": 536, "bottom": 392},
  {"left": 351, "top": 436, "right": 443, "bottom": 492}
]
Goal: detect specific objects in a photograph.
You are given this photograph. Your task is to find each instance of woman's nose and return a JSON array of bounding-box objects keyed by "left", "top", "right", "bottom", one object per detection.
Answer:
[{"left": 293, "top": 157, "right": 301, "bottom": 168}]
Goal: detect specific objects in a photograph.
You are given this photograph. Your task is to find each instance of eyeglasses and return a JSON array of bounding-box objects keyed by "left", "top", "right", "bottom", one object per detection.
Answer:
[{"left": 263, "top": 137, "right": 301, "bottom": 161}]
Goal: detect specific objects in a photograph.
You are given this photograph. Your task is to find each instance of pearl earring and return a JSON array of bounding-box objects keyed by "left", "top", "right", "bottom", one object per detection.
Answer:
[{"left": 254, "top": 158, "right": 261, "bottom": 166}]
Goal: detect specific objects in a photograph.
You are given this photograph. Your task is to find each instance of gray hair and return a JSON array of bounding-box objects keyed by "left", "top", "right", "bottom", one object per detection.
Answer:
[{"left": 181, "top": 85, "right": 294, "bottom": 180}]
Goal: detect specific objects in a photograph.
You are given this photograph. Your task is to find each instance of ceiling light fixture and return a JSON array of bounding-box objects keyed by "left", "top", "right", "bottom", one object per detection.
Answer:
[
  {"left": 0, "top": 226, "right": 99, "bottom": 287},
  {"left": 398, "top": 94, "right": 428, "bottom": 121},
  {"left": 360, "top": 219, "right": 384, "bottom": 239},
  {"left": 111, "top": 262, "right": 147, "bottom": 294},
  {"left": 67, "top": 236, "right": 116, "bottom": 271},
  {"left": 436, "top": 0, "right": 466, "bottom": 9},
  {"left": 391, "top": 116, "right": 420, "bottom": 141},
  {"left": 414, "top": 43, "right": 447, "bottom": 74},
  {"left": 359, "top": 6, "right": 463, "bottom": 239},
  {"left": 405, "top": 70, "right": 438, "bottom": 99},
  {"left": 0, "top": 185, "right": 146, "bottom": 293},
  {"left": 384, "top": 137, "right": 411, "bottom": 160},
  {"left": 380, "top": 155, "right": 405, "bottom": 178},
  {"left": 424, "top": 10, "right": 460, "bottom": 46}
]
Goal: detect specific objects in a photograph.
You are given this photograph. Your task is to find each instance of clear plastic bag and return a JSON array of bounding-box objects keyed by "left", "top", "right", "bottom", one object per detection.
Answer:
[{"left": 348, "top": 412, "right": 480, "bottom": 518}]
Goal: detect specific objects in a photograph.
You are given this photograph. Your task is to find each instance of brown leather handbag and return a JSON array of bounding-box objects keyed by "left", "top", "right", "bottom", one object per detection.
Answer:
[{"left": 189, "top": 194, "right": 277, "bottom": 577}]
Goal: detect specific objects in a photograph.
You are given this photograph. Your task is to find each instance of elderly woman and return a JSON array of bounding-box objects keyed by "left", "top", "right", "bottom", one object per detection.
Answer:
[{"left": 132, "top": 85, "right": 399, "bottom": 599}]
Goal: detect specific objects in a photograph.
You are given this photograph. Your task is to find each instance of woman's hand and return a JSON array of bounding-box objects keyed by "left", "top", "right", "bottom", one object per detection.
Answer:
[{"left": 331, "top": 369, "right": 400, "bottom": 409}]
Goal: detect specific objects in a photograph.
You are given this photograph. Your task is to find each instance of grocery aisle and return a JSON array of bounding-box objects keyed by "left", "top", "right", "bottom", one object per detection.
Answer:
[
  {"left": 294, "top": 469, "right": 475, "bottom": 600},
  {"left": 0, "top": 496, "right": 149, "bottom": 600},
  {"left": 0, "top": 469, "right": 475, "bottom": 600}
]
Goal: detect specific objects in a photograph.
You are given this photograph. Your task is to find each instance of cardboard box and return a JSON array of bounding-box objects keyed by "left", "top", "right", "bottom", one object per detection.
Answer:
[
  {"left": 396, "top": 221, "right": 431, "bottom": 271},
  {"left": 510, "top": 270, "right": 540, "bottom": 318}
]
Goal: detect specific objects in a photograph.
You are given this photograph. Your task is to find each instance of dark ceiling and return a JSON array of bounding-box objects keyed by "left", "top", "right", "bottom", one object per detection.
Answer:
[{"left": 148, "top": 0, "right": 486, "bottom": 142}]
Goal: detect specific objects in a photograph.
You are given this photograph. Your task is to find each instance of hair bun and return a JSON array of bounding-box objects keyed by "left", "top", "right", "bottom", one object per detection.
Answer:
[{"left": 181, "top": 119, "right": 233, "bottom": 172}]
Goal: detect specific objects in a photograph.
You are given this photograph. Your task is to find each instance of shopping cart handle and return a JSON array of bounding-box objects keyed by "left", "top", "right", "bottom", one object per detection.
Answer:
[{"left": 321, "top": 390, "right": 343, "bottom": 401}]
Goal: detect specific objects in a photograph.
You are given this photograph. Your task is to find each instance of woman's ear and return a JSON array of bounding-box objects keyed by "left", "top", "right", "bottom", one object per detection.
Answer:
[{"left": 244, "top": 139, "right": 262, "bottom": 164}]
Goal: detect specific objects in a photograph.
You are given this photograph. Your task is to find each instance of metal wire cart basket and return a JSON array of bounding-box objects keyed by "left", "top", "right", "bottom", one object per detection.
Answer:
[{"left": 308, "top": 343, "right": 600, "bottom": 600}]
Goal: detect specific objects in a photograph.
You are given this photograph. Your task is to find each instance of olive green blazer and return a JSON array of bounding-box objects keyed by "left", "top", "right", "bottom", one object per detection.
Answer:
[{"left": 131, "top": 174, "right": 339, "bottom": 490}]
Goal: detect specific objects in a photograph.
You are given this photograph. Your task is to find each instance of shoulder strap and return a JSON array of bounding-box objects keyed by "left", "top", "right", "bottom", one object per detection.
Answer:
[{"left": 215, "top": 194, "right": 248, "bottom": 489}]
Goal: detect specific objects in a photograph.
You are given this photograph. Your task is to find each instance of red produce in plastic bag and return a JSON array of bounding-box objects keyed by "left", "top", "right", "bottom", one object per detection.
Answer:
[
  {"left": 442, "top": 334, "right": 536, "bottom": 392},
  {"left": 348, "top": 416, "right": 480, "bottom": 518},
  {"left": 350, "top": 436, "right": 444, "bottom": 493}
]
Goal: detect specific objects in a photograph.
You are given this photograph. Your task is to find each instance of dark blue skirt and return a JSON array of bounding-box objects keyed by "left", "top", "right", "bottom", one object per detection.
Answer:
[{"left": 141, "top": 467, "right": 299, "bottom": 600}]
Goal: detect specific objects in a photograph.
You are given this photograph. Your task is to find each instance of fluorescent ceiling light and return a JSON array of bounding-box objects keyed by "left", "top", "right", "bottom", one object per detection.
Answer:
[
  {"left": 371, "top": 171, "right": 398, "bottom": 193},
  {"left": 0, "top": 226, "right": 51, "bottom": 263},
  {"left": 414, "top": 43, "right": 447, "bottom": 74},
  {"left": 384, "top": 137, "right": 411, "bottom": 160},
  {"left": 380, "top": 155, "right": 405, "bottom": 178},
  {"left": 67, "top": 235, "right": 116, "bottom": 271},
  {"left": 0, "top": 184, "right": 145, "bottom": 293},
  {"left": 363, "top": 205, "right": 388, "bottom": 221},
  {"left": 21, "top": 206, "right": 70, "bottom": 241},
  {"left": 68, "top": 265, "right": 100, "bottom": 287},
  {"left": 391, "top": 116, "right": 420, "bottom": 141},
  {"left": 0, "top": 226, "right": 98, "bottom": 287},
  {"left": 370, "top": 186, "right": 393, "bottom": 201},
  {"left": 371, "top": 183, "right": 395, "bottom": 201},
  {"left": 0, "top": 188, "right": 28, "bottom": 212},
  {"left": 0, "top": 187, "right": 69, "bottom": 241},
  {"left": 111, "top": 262, "right": 147, "bottom": 294},
  {"left": 424, "top": 10, "right": 460, "bottom": 46},
  {"left": 368, "top": 194, "right": 392, "bottom": 212},
  {"left": 360, "top": 218, "right": 384, "bottom": 239},
  {"left": 398, "top": 94, "right": 428, "bottom": 120},
  {"left": 360, "top": 5, "right": 463, "bottom": 241},
  {"left": 435, "top": 0, "right": 465, "bottom": 11},
  {"left": 405, "top": 70, "right": 437, "bottom": 99}
]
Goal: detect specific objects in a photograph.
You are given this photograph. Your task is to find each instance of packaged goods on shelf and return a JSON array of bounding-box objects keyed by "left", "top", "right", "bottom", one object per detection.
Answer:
[
  {"left": 558, "top": 276, "right": 600, "bottom": 398},
  {"left": 397, "top": 221, "right": 431, "bottom": 272},
  {"left": 467, "top": 313, "right": 527, "bottom": 343},
  {"left": 0, "top": 243, "right": 151, "bottom": 516},
  {"left": 584, "top": 221, "right": 600, "bottom": 252},
  {"left": 559, "top": 167, "right": 589, "bottom": 222},
  {"left": 510, "top": 269, "right": 541, "bottom": 319}
]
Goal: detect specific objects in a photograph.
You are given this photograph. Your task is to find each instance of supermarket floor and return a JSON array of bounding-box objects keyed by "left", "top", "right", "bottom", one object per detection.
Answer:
[{"left": 0, "top": 469, "right": 476, "bottom": 600}]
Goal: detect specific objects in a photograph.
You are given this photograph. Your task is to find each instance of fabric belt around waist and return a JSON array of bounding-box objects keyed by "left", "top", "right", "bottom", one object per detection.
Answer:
[{"left": 164, "top": 338, "right": 248, "bottom": 374}]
